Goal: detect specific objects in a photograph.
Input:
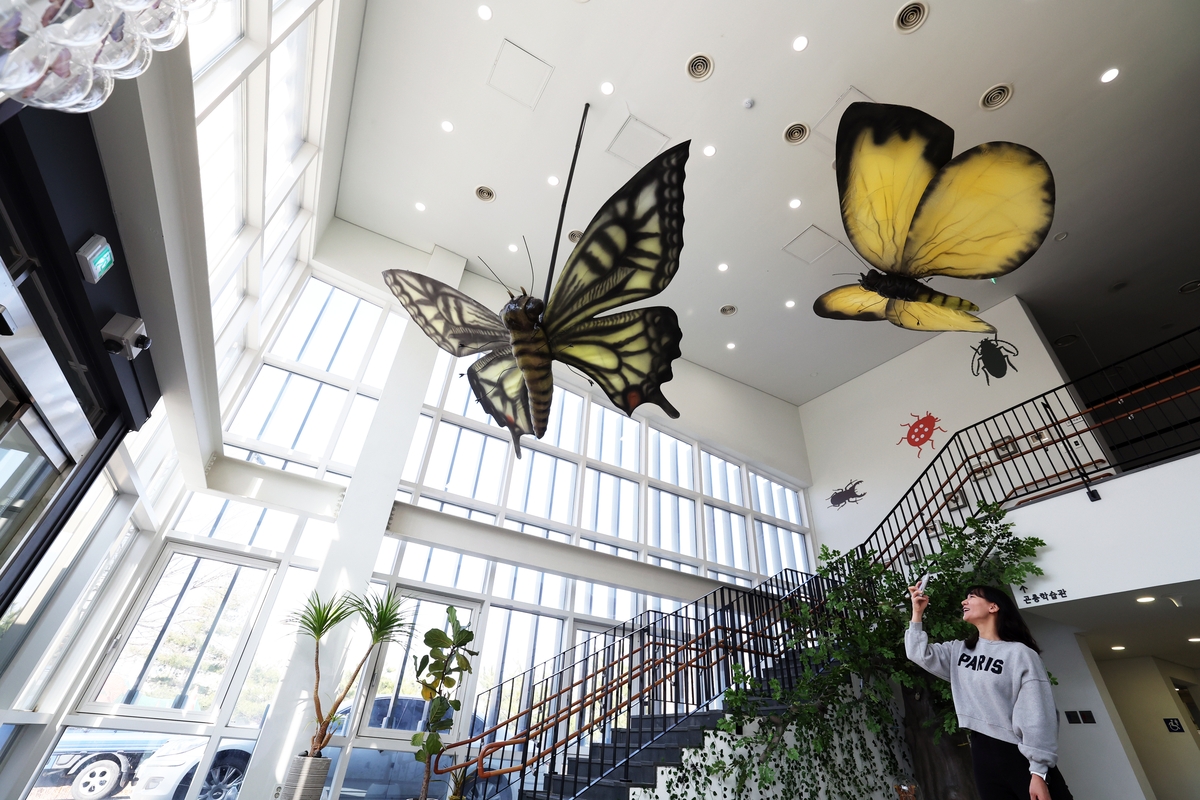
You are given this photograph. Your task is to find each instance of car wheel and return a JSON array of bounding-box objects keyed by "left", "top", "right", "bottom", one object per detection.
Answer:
[
  {"left": 71, "top": 758, "right": 122, "bottom": 800},
  {"left": 197, "top": 754, "right": 249, "bottom": 800}
]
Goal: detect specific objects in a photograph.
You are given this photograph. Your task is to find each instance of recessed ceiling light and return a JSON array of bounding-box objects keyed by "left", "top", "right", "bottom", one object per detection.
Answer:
[
  {"left": 600, "top": 81, "right": 614, "bottom": 95},
  {"left": 726, "top": 342, "right": 735, "bottom": 350},
  {"left": 548, "top": 175, "right": 559, "bottom": 186},
  {"left": 1111, "top": 645, "right": 1126, "bottom": 651},
  {"left": 414, "top": 202, "right": 426, "bottom": 211},
  {"left": 1136, "top": 596, "right": 1155, "bottom": 603},
  {"left": 1101, "top": 68, "right": 1120, "bottom": 83},
  {"left": 703, "top": 145, "right": 716, "bottom": 157},
  {"left": 785, "top": 300, "right": 796, "bottom": 308},
  {"left": 718, "top": 263, "right": 728, "bottom": 272},
  {"left": 789, "top": 198, "right": 802, "bottom": 209},
  {"left": 792, "top": 36, "right": 808, "bottom": 52},
  {"left": 508, "top": 244, "right": 518, "bottom": 252},
  {"left": 1054, "top": 232, "right": 1068, "bottom": 241},
  {"left": 1189, "top": 638, "right": 1200, "bottom": 643},
  {"left": 441, "top": 121, "right": 454, "bottom": 132},
  {"left": 477, "top": 5, "right": 491, "bottom": 20}
]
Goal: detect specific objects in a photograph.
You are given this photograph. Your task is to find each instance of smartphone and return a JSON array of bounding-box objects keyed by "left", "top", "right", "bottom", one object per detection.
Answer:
[{"left": 915, "top": 573, "right": 931, "bottom": 595}]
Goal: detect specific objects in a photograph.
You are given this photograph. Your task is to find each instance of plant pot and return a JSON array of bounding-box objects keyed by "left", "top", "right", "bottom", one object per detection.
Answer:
[{"left": 282, "top": 755, "right": 331, "bottom": 800}]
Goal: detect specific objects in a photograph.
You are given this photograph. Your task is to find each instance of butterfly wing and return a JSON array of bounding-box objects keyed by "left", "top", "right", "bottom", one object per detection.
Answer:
[
  {"left": 466, "top": 346, "right": 535, "bottom": 456},
  {"left": 836, "top": 103, "right": 954, "bottom": 273},
  {"left": 885, "top": 300, "right": 996, "bottom": 334},
  {"left": 543, "top": 140, "right": 688, "bottom": 335},
  {"left": 552, "top": 307, "right": 683, "bottom": 418},
  {"left": 383, "top": 269, "right": 509, "bottom": 355},
  {"left": 812, "top": 285, "right": 889, "bottom": 321},
  {"left": 901, "top": 142, "right": 1055, "bottom": 279}
]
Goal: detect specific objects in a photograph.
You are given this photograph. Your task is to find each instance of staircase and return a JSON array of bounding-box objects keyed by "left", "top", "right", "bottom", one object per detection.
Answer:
[{"left": 438, "top": 324, "right": 1200, "bottom": 800}]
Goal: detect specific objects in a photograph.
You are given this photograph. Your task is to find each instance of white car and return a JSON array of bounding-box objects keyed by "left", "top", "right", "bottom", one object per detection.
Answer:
[{"left": 131, "top": 738, "right": 251, "bottom": 800}]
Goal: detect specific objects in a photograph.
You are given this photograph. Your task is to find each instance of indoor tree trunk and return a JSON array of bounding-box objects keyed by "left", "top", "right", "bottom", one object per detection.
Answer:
[{"left": 901, "top": 684, "right": 980, "bottom": 800}]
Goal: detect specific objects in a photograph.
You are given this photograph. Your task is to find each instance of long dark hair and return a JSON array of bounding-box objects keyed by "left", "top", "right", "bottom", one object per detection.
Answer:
[{"left": 963, "top": 585, "right": 1041, "bottom": 653}]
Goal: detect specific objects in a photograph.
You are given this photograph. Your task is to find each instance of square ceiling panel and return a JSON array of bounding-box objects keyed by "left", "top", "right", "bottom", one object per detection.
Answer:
[
  {"left": 784, "top": 225, "right": 839, "bottom": 263},
  {"left": 607, "top": 115, "right": 670, "bottom": 167},
  {"left": 813, "top": 86, "right": 875, "bottom": 155},
  {"left": 487, "top": 39, "right": 553, "bottom": 109}
]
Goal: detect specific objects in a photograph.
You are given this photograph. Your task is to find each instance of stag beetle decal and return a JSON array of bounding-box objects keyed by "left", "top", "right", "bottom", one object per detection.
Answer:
[{"left": 828, "top": 480, "right": 867, "bottom": 510}]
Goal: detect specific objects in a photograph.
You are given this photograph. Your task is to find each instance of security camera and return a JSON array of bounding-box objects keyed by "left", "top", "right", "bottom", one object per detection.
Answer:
[{"left": 101, "top": 313, "right": 152, "bottom": 360}]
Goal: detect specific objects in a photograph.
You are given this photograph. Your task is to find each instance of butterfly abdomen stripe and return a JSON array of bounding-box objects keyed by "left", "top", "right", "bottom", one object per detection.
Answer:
[{"left": 510, "top": 327, "right": 553, "bottom": 437}]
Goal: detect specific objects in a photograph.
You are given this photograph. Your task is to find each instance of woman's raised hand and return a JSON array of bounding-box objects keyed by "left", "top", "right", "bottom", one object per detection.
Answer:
[{"left": 908, "top": 585, "right": 930, "bottom": 621}]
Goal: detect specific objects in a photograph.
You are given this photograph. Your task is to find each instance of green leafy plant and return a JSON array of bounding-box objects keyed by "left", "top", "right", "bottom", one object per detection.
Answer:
[
  {"left": 412, "top": 606, "right": 478, "bottom": 800},
  {"left": 448, "top": 765, "right": 475, "bottom": 800},
  {"left": 664, "top": 502, "right": 1045, "bottom": 800},
  {"left": 292, "top": 586, "right": 413, "bottom": 758}
]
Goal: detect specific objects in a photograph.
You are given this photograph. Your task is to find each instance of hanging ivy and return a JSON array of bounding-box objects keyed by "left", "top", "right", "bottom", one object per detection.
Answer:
[{"left": 656, "top": 503, "right": 1046, "bottom": 800}]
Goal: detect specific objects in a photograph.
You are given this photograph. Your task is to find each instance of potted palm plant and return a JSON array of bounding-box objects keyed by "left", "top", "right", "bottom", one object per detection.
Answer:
[{"left": 284, "top": 587, "right": 412, "bottom": 799}]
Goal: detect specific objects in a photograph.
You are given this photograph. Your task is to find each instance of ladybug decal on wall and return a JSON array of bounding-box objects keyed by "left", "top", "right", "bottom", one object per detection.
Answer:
[
  {"left": 971, "top": 335, "right": 1019, "bottom": 385},
  {"left": 898, "top": 412, "right": 947, "bottom": 457},
  {"left": 828, "top": 480, "right": 866, "bottom": 510}
]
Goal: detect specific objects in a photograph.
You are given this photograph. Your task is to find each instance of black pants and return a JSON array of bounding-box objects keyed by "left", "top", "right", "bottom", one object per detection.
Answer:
[{"left": 970, "top": 731, "right": 1073, "bottom": 800}]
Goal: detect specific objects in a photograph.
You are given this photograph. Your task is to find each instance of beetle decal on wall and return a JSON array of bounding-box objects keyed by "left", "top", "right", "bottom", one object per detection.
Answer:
[
  {"left": 898, "top": 412, "right": 946, "bottom": 457},
  {"left": 971, "top": 335, "right": 1019, "bottom": 385},
  {"left": 828, "top": 480, "right": 866, "bottom": 510}
]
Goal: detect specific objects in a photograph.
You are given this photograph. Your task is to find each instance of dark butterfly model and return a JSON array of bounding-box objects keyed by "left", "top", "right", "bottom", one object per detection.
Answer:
[
  {"left": 384, "top": 136, "right": 689, "bottom": 457},
  {"left": 814, "top": 102, "right": 1055, "bottom": 333}
]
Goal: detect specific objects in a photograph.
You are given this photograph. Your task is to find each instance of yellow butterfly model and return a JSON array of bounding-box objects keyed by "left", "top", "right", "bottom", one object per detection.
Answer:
[
  {"left": 814, "top": 102, "right": 1055, "bottom": 333},
  {"left": 384, "top": 110, "right": 687, "bottom": 457}
]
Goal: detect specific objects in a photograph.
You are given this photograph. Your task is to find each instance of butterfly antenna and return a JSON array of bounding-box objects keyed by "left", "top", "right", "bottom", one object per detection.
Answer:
[
  {"left": 565, "top": 364, "right": 595, "bottom": 387},
  {"left": 544, "top": 102, "right": 591, "bottom": 307},
  {"left": 478, "top": 257, "right": 514, "bottom": 298},
  {"left": 522, "top": 235, "right": 536, "bottom": 297}
]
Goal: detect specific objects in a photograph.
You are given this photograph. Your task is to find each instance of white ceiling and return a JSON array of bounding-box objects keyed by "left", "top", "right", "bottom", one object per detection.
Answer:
[{"left": 336, "top": 0, "right": 1200, "bottom": 406}]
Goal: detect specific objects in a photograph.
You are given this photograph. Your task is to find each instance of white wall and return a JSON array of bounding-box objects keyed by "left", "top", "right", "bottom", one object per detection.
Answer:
[
  {"left": 1006, "top": 450, "right": 1200, "bottom": 603},
  {"left": 799, "top": 297, "right": 1068, "bottom": 555},
  {"left": 1023, "top": 614, "right": 1156, "bottom": 799},
  {"left": 1098, "top": 657, "right": 1200, "bottom": 800}
]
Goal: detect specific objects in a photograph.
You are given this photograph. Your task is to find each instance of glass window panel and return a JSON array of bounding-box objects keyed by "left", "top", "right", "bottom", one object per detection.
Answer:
[
  {"left": 366, "top": 599, "right": 473, "bottom": 734},
  {"left": 189, "top": 0, "right": 242, "bottom": 75},
  {"left": 174, "top": 494, "right": 298, "bottom": 551},
  {"left": 475, "top": 608, "right": 563, "bottom": 697},
  {"left": 492, "top": 564, "right": 568, "bottom": 609},
  {"left": 338, "top": 748, "right": 440, "bottom": 799},
  {"left": 701, "top": 451, "right": 743, "bottom": 504},
  {"left": 647, "top": 555, "right": 699, "bottom": 574},
  {"left": 647, "top": 487, "right": 696, "bottom": 557},
  {"left": 210, "top": 260, "right": 244, "bottom": 335},
  {"left": 228, "top": 567, "right": 317, "bottom": 728},
  {"left": 647, "top": 595, "right": 683, "bottom": 614},
  {"left": 755, "top": 521, "right": 808, "bottom": 575},
  {"left": 35, "top": 729, "right": 202, "bottom": 796},
  {"left": 707, "top": 570, "right": 752, "bottom": 587},
  {"left": 540, "top": 387, "right": 583, "bottom": 452},
  {"left": 374, "top": 537, "right": 399, "bottom": 575},
  {"left": 263, "top": 182, "right": 301, "bottom": 260},
  {"left": 293, "top": 287, "right": 356, "bottom": 372},
  {"left": 95, "top": 553, "right": 267, "bottom": 711},
  {"left": 217, "top": 337, "right": 244, "bottom": 388},
  {"left": 587, "top": 404, "right": 639, "bottom": 471},
  {"left": 580, "top": 538, "right": 637, "bottom": 560},
  {"left": 507, "top": 450, "right": 575, "bottom": 525},
  {"left": 573, "top": 581, "right": 638, "bottom": 621},
  {"left": 295, "top": 518, "right": 336, "bottom": 561},
  {"left": 422, "top": 349, "right": 453, "bottom": 407},
  {"left": 648, "top": 429, "right": 693, "bottom": 489},
  {"left": 363, "top": 313, "right": 407, "bottom": 389},
  {"left": 401, "top": 415, "right": 433, "bottom": 484},
  {"left": 750, "top": 472, "right": 804, "bottom": 526},
  {"left": 443, "top": 354, "right": 497, "bottom": 426},
  {"left": 502, "top": 519, "right": 572, "bottom": 544},
  {"left": 330, "top": 395, "right": 378, "bottom": 466},
  {"left": 229, "top": 366, "right": 348, "bottom": 458},
  {"left": 270, "top": 278, "right": 329, "bottom": 362},
  {"left": 263, "top": 234, "right": 301, "bottom": 297},
  {"left": 423, "top": 423, "right": 509, "bottom": 505},
  {"left": 265, "top": 18, "right": 310, "bottom": 188},
  {"left": 196, "top": 86, "right": 243, "bottom": 266},
  {"left": 398, "top": 543, "right": 488, "bottom": 592},
  {"left": 704, "top": 505, "right": 748, "bottom": 571},
  {"left": 581, "top": 469, "right": 638, "bottom": 542},
  {"left": 327, "top": 299, "right": 381, "bottom": 380}
]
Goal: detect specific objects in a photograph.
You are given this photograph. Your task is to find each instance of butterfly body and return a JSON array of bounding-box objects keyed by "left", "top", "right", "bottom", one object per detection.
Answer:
[
  {"left": 385, "top": 139, "right": 689, "bottom": 457},
  {"left": 814, "top": 103, "right": 1054, "bottom": 334}
]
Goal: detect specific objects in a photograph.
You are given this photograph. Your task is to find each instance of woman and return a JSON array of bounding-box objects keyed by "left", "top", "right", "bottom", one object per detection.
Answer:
[{"left": 906, "top": 584, "right": 1073, "bottom": 800}]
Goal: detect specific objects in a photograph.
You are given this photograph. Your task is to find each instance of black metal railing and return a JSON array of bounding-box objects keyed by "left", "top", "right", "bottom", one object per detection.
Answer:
[{"left": 439, "top": 569, "right": 833, "bottom": 800}]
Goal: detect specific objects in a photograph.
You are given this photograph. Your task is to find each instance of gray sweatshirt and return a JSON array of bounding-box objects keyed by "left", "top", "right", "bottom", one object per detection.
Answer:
[{"left": 905, "top": 622, "right": 1058, "bottom": 777}]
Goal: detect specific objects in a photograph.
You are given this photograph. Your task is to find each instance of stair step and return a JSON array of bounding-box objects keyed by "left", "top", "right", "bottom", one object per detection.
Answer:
[
  {"left": 612, "top": 725, "right": 706, "bottom": 748},
  {"left": 543, "top": 775, "right": 657, "bottom": 800},
  {"left": 587, "top": 742, "right": 684, "bottom": 763},
  {"left": 565, "top": 758, "right": 659, "bottom": 783}
]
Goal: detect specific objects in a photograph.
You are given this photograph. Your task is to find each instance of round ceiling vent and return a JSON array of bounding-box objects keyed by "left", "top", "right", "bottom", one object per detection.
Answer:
[
  {"left": 687, "top": 53, "right": 714, "bottom": 82},
  {"left": 475, "top": 185, "right": 496, "bottom": 202},
  {"left": 719, "top": 304, "right": 738, "bottom": 316},
  {"left": 980, "top": 83, "right": 1013, "bottom": 110},
  {"left": 1053, "top": 333, "right": 1079, "bottom": 348},
  {"left": 783, "top": 123, "right": 809, "bottom": 145},
  {"left": 568, "top": 230, "right": 584, "bottom": 243},
  {"left": 894, "top": 2, "right": 928, "bottom": 33},
  {"left": 1180, "top": 279, "right": 1200, "bottom": 294}
]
